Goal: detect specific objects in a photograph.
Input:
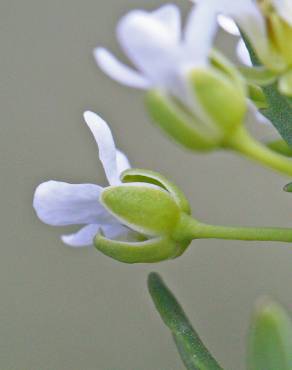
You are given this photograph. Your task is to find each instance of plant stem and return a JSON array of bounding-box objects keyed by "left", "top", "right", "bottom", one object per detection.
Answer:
[
  {"left": 228, "top": 126, "right": 292, "bottom": 177},
  {"left": 178, "top": 214, "right": 292, "bottom": 243}
]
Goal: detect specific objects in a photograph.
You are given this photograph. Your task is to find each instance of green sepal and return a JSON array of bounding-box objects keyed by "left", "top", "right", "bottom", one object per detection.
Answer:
[
  {"left": 248, "top": 84, "right": 269, "bottom": 109},
  {"left": 121, "top": 168, "right": 191, "bottom": 214},
  {"left": 239, "top": 66, "right": 277, "bottom": 86},
  {"left": 148, "top": 273, "right": 223, "bottom": 370},
  {"left": 95, "top": 235, "right": 178, "bottom": 264},
  {"left": 248, "top": 298, "right": 292, "bottom": 370},
  {"left": 146, "top": 90, "right": 219, "bottom": 152},
  {"left": 279, "top": 70, "right": 292, "bottom": 97},
  {"left": 101, "top": 184, "right": 181, "bottom": 236},
  {"left": 210, "top": 49, "right": 244, "bottom": 90},
  {"left": 189, "top": 67, "right": 246, "bottom": 133},
  {"left": 266, "top": 139, "right": 292, "bottom": 157}
]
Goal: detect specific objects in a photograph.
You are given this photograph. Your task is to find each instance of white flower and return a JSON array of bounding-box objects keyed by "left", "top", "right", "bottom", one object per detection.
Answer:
[
  {"left": 94, "top": 3, "right": 219, "bottom": 103},
  {"left": 33, "top": 111, "right": 132, "bottom": 247},
  {"left": 198, "top": 0, "right": 292, "bottom": 71}
]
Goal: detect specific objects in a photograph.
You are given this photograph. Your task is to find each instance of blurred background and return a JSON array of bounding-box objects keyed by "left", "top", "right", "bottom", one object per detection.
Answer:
[{"left": 2, "top": 0, "right": 292, "bottom": 369}]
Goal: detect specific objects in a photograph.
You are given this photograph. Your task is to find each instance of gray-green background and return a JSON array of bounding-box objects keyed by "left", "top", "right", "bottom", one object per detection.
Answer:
[{"left": 2, "top": 1, "right": 292, "bottom": 369}]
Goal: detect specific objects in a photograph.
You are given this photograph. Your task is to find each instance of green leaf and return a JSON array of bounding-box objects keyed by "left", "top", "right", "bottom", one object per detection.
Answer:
[
  {"left": 261, "top": 84, "right": 292, "bottom": 147},
  {"left": 248, "top": 298, "right": 292, "bottom": 370},
  {"left": 242, "top": 34, "right": 292, "bottom": 147},
  {"left": 148, "top": 273, "right": 223, "bottom": 370}
]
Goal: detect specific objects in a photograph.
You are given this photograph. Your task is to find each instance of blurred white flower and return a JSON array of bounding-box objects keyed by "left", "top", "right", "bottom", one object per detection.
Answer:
[
  {"left": 95, "top": 3, "right": 218, "bottom": 103},
  {"left": 33, "top": 112, "right": 131, "bottom": 247}
]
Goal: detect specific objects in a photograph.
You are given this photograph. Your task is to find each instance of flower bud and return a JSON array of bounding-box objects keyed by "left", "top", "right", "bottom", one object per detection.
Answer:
[
  {"left": 189, "top": 67, "right": 247, "bottom": 134},
  {"left": 146, "top": 90, "right": 220, "bottom": 152},
  {"left": 146, "top": 51, "right": 248, "bottom": 152},
  {"left": 259, "top": 0, "right": 292, "bottom": 68},
  {"left": 101, "top": 183, "right": 181, "bottom": 236},
  {"left": 94, "top": 169, "right": 192, "bottom": 264},
  {"left": 248, "top": 297, "right": 292, "bottom": 370}
]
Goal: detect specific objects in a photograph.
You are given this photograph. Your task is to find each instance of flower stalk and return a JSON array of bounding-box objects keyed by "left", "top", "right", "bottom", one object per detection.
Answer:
[
  {"left": 175, "top": 214, "right": 292, "bottom": 244},
  {"left": 226, "top": 126, "right": 292, "bottom": 177}
]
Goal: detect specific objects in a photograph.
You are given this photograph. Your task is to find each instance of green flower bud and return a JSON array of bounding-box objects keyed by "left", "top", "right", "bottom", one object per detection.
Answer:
[
  {"left": 259, "top": 0, "right": 292, "bottom": 68},
  {"left": 101, "top": 183, "right": 181, "bottom": 236},
  {"left": 120, "top": 168, "right": 191, "bottom": 214},
  {"left": 189, "top": 67, "right": 247, "bottom": 134},
  {"left": 146, "top": 90, "right": 219, "bottom": 152},
  {"left": 94, "top": 169, "right": 192, "bottom": 264},
  {"left": 146, "top": 51, "right": 248, "bottom": 152},
  {"left": 248, "top": 297, "right": 292, "bottom": 370}
]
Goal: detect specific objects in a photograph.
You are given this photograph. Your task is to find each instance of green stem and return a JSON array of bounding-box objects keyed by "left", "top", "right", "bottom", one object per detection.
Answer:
[
  {"left": 179, "top": 215, "right": 292, "bottom": 243},
  {"left": 227, "top": 126, "right": 292, "bottom": 177}
]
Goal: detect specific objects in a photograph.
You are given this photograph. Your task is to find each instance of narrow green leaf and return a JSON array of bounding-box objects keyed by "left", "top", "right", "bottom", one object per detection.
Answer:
[
  {"left": 148, "top": 273, "right": 223, "bottom": 370},
  {"left": 242, "top": 34, "right": 292, "bottom": 147},
  {"left": 248, "top": 298, "right": 292, "bottom": 370}
]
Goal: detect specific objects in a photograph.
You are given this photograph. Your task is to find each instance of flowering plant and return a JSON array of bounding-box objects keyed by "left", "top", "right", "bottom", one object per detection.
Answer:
[{"left": 33, "top": 0, "right": 292, "bottom": 368}]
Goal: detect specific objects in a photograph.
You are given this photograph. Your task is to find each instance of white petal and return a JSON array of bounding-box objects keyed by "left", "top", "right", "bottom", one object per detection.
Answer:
[
  {"left": 33, "top": 181, "right": 114, "bottom": 226},
  {"left": 218, "top": 14, "right": 240, "bottom": 35},
  {"left": 116, "top": 150, "right": 131, "bottom": 174},
  {"left": 62, "top": 224, "right": 100, "bottom": 247},
  {"left": 248, "top": 103, "right": 272, "bottom": 126},
  {"left": 217, "top": 0, "right": 268, "bottom": 62},
  {"left": 94, "top": 48, "right": 151, "bottom": 89},
  {"left": 237, "top": 39, "right": 252, "bottom": 66},
  {"left": 117, "top": 10, "right": 180, "bottom": 86},
  {"left": 151, "top": 4, "right": 181, "bottom": 41},
  {"left": 83, "top": 111, "right": 121, "bottom": 185},
  {"left": 102, "top": 223, "right": 131, "bottom": 240},
  {"left": 61, "top": 223, "right": 132, "bottom": 247},
  {"left": 184, "top": 3, "right": 218, "bottom": 64}
]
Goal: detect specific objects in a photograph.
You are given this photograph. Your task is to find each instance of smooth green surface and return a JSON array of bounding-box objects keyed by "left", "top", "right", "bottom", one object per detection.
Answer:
[
  {"left": 266, "top": 139, "right": 292, "bottom": 157},
  {"left": 248, "top": 299, "right": 292, "bottom": 370},
  {"left": 190, "top": 68, "right": 246, "bottom": 133},
  {"left": 3, "top": 1, "right": 292, "bottom": 369},
  {"left": 148, "top": 273, "right": 223, "bottom": 370},
  {"left": 228, "top": 127, "right": 292, "bottom": 177},
  {"left": 95, "top": 235, "right": 178, "bottom": 264},
  {"left": 121, "top": 168, "right": 191, "bottom": 214},
  {"left": 146, "top": 90, "right": 218, "bottom": 151},
  {"left": 101, "top": 184, "right": 181, "bottom": 236}
]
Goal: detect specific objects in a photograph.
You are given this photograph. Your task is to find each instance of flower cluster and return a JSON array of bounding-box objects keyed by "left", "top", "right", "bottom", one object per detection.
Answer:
[{"left": 34, "top": 1, "right": 292, "bottom": 264}]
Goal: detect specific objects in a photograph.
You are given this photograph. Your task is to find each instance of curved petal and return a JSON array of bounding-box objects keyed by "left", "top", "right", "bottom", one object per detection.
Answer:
[
  {"left": 248, "top": 103, "right": 272, "bottom": 126},
  {"left": 151, "top": 4, "right": 181, "bottom": 41},
  {"left": 218, "top": 14, "right": 240, "bottom": 35},
  {"left": 94, "top": 48, "right": 151, "bottom": 89},
  {"left": 83, "top": 111, "right": 121, "bottom": 185},
  {"left": 62, "top": 224, "right": 100, "bottom": 247},
  {"left": 237, "top": 39, "right": 252, "bottom": 66},
  {"left": 116, "top": 150, "right": 131, "bottom": 175},
  {"left": 219, "top": 0, "right": 268, "bottom": 61},
  {"left": 184, "top": 2, "right": 218, "bottom": 64},
  {"left": 117, "top": 10, "right": 180, "bottom": 86},
  {"left": 33, "top": 181, "right": 114, "bottom": 226},
  {"left": 61, "top": 223, "right": 131, "bottom": 247}
]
